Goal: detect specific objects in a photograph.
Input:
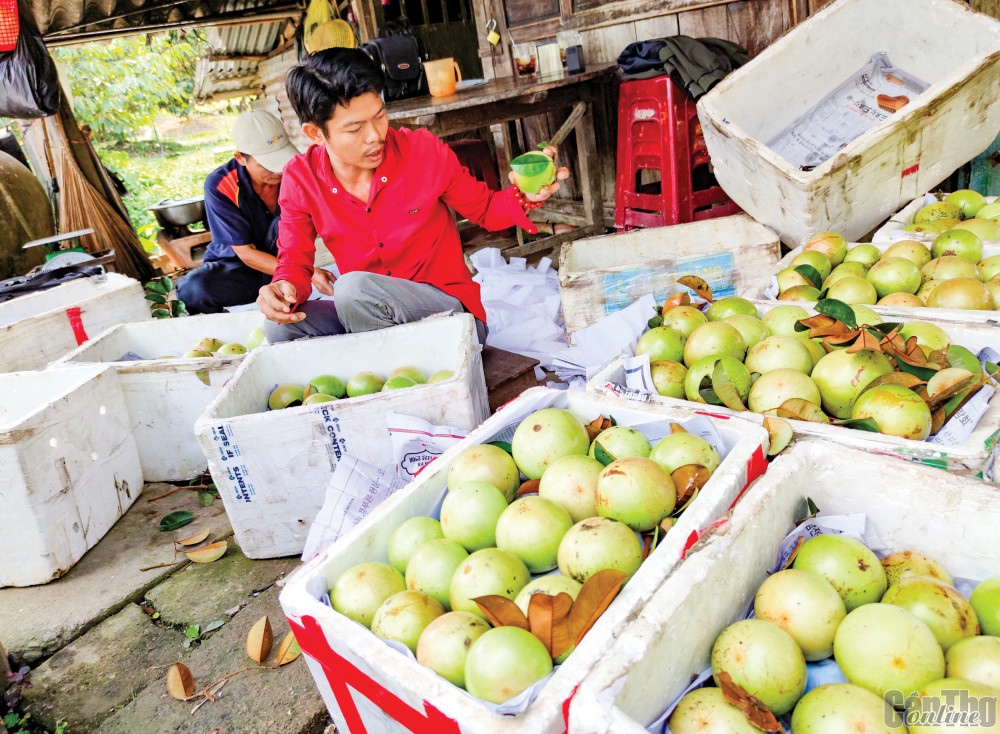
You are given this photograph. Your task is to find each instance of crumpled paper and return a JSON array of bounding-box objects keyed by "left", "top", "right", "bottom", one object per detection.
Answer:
[{"left": 471, "top": 248, "right": 567, "bottom": 377}]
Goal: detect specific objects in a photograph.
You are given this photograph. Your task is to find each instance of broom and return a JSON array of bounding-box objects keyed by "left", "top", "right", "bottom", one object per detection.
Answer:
[{"left": 53, "top": 117, "right": 156, "bottom": 283}]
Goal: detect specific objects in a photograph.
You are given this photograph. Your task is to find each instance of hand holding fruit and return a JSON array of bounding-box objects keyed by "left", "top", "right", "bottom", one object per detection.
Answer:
[
  {"left": 508, "top": 145, "right": 570, "bottom": 203},
  {"left": 257, "top": 280, "right": 305, "bottom": 324}
]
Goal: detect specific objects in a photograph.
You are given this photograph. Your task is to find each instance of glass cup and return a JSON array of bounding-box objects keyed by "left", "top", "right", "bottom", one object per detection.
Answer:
[
  {"left": 512, "top": 43, "right": 537, "bottom": 78},
  {"left": 557, "top": 30, "right": 582, "bottom": 68}
]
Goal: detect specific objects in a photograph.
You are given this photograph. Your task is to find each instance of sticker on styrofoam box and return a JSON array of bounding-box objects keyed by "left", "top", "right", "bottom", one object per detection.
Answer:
[
  {"left": 568, "top": 439, "right": 1000, "bottom": 734},
  {"left": 279, "top": 388, "right": 768, "bottom": 734}
]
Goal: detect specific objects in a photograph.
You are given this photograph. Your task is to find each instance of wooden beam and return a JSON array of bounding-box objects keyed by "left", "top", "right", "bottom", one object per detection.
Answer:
[
  {"left": 207, "top": 53, "right": 269, "bottom": 63},
  {"left": 502, "top": 223, "right": 605, "bottom": 259},
  {"left": 195, "top": 87, "right": 263, "bottom": 104},
  {"left": 44, "top": 6, "right": 299, "bottom": 45}
]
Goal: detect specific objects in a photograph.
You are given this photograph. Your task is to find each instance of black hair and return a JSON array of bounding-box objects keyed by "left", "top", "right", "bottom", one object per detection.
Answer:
[{"left": 286, "top": 48, "right": 385, "bottom": 131}]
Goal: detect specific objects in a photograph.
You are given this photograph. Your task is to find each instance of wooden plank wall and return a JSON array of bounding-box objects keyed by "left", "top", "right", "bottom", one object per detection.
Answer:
[{"left": 481, "top": 0, "right": 803, "bottom": 211}]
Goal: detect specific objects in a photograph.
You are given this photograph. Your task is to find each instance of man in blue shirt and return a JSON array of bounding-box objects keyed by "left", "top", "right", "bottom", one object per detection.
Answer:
[{"left": 177, "top": 110, "right": 336, "bottom": 313}]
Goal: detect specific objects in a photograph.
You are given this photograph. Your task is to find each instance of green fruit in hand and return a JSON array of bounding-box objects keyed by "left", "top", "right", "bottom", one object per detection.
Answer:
[
  {"left": 510, "top": 151, "right": 555, "bottom": 194},
  {"left": 268, "top": 383, "right": 304, "bottom": 410},
  {"left": 346, "top": 371, "right": 385, "bottom": 397}
]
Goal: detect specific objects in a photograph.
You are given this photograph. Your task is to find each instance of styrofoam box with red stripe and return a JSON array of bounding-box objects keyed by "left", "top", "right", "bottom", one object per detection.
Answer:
[
  {"left": 589, "top": 300, "right": 1000, "bottom": 477},
  {"left": 0, "top": 365, "right": 143, "bottom": 587},
  {"left": 51, "top": 310, "right": 266, "bottom": 483},
  {"left": 697, "top": 0, "right": 1000, "bottom": 248},
  {"left": 194, "top": 313, "right": 490, "bottom": 560},
  {"left": 0, "top": 273, "right": 150, "bottom": 373},
  {"left": 568, "top": 440, "right": 999, "bottom": 733},
  {"left": 279, "top": 387, "right": 768, "bottom": 734},
  {"left": 873, "top": 192, "right": 999, "bottom": 245}
]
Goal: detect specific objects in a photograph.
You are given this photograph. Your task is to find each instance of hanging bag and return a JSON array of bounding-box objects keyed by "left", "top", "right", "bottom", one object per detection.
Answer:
[
  {"left": 0, "top": 9, "right": 60, "bottom": 118},
  {"left": 361, "top": 24, "right": 426, "bottom": 102}
]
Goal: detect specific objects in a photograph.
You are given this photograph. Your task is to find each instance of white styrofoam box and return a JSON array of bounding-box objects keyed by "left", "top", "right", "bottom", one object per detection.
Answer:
[
  {"left": 279, "top": 387, "right": 769, "bottom": 734},
  {"left": 52, "top": 311, "right": 266, "bottom": 482},
  {"left": 0, "top": 273, "right": 149, "bottom": 373},
  {"left": 0, "top": 365, "right": 143, "bottom": 587},
  {"left": 194, "top": 313, "right": 490, "bottom": 559},
  {"left": 558, "top": 215, "right": 780, "bottom": 340},
  {"left": 873, "top": 192, "right": 1000, "bottom": 244},
  {"left": 740, "top": 242, "right": 1000, "bottom": 325},
  {"left": 697, "top": 0, "right": 1000, "bottom": 248},
  {"left": 590, "top": 300, "right": 1000, "bottom": 476},
  {"left": 569, "top": 440, "right": 999, "bottom": 733}
]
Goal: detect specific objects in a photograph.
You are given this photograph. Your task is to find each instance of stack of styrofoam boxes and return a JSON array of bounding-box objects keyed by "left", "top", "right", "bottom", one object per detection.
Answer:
[
  {"left": 741, "top": 238, "right": 1000, "bottom": 325},
  {"left": 0, "top": 273, "right": 150, "bottom": 372},
  {"left": 873, "top": 193, "right": 999, "bottom": 245},
  {"left": 590, "top": 300, "right": 1000, "bottom": 477},
  {"left": 194, "top": 313, "right": 491, "bottom": 560},
  {"left": 52, "top": 311, "right": 266, "bottom": 482},
  {"left": 278, "top": 387, "right": 769, "bottom": 734},
  {"left": 0, "top": 365, "right": 143, "bottom": 587},
  {"left": 568, "top": 440, "right": 1000, "bottom": 732},
  {"left": 697, "top": 0, "right": 1000, "bottom": 248},
  {"left": 558, "top": 214, "right": 780, "bottom": 342}
]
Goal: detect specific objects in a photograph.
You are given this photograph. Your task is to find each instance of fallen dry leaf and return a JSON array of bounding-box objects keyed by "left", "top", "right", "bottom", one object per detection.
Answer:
[
  {"left": 166, "top": 662, "right": 195, "bottom": 700},
  {"left": 247, "top": 616, "right": 273, "bottom": 663},
  {"left": 781, "top": 536, "right": 806, "bottom": 571},
  {"left": 527, "top": 592, "right": 574, "bottom": 660},
  {"left": 717, "top": 670, "right": 784, "bottom": 732},
  {"left": 184, "top": 540, "right": 228, "bottom": 563},
  {"left": 516, "top": 479, "right": 541, "bottom": 497},
  {"left": 660, "top": 291, "right": 691, "bottom": 314},
  {"left": 669, "top": 423, "right": 688, "bottom": 435},
  {"left": 763, "top": 417, "right": 793, "bottom": 456},
  {"left": 671, "top": 465, "right": 709, "bottom": 510},
  {"left": 677, "top": 275, "right": 713, "bottom": 303},
  {"left": 176, "top": 527, "right": 211, "bottom": 547},
  {"left": 275, "top": 632, "right": 302, "bottom": 666}
]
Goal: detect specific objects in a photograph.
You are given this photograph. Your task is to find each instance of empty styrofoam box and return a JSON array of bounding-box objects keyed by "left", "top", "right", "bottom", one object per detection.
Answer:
[
  {"left": 569, "top": 440, "right": 999, "bottom": 732},
  {"left": 590, "top": 300, "right": 1000, "bottom": 476},
  {"left": 0, "top": 365, "right": 143, "bottom": 587},
  {"left": 279, "top": 387, "right": 769, "bottom": 734},
  {"left": 52, "top": 310, "right": 266, "bottom": 482},
  {"left": 0, "top": 273, "right": 150, "bottom": 372},
  {"left": 194, "top": 313, "right": 490, "bottom": 559},
  {"left": 698, "top": 0, "right": 1000, "bottom": 247},
  {"left": 559, "top": 215, "right": 780, "bottom": 340}
]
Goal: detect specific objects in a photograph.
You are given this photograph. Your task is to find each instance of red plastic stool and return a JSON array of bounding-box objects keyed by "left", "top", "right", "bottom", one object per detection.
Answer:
[{"left": 614, "top": 75, "right": 740, "bottom": 231}]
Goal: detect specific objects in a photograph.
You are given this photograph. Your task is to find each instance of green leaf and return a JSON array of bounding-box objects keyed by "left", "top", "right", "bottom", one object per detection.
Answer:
[
  {"left": 159, "top": 510, "right": 195, "bottom": 531},
  {"left": 712, "top": 361, "right": 747, "bottom": 411},
  {"left": 197, "top": 490, "right": 215, "bottom": 507},
  {"left": 185, "top": 624, "right": 200, "bottom": 639},
  {"left": 144, "top": 293, "right": 167, "bottom": 304},
  {"left": 793, "top": 264, "right": 823, "bottom": 289},
  {"left": 203, "top": 619, "right": 226, "bottom": 633},
  {"left": 171, "top": 300, "right": 186, "bottom": 317},
  {"left": 815, "top": 299, "right": 857, "bottom": 330},
  {"left": 794, "top": 497, "right": 821, "bottom": 524},
  {"left": 488, "top": 441, "right": 512, "bottom": 453},
  {"left": 647, "top": 315, "right": 663, "bottom": 329},
  {"left": 195, "top": 369, "right": 210, "bottom": 385},
  {"left": 592, "top": 441, "right": 615, "bottom": 466},
  {"left": 895, "top": 360, "right": 938, "bottom": 382},
  {"left": 145, "top": 280, "right": 167, "bottom": 295},
  {"left": 870, "top": 322, "right": 903, "bottom": 336},
  {"left": 831, "top": 417, "right": 881, "bottom": 432}
]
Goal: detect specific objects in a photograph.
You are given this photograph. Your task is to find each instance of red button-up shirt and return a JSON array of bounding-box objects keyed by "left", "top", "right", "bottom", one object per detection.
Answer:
[{"left": 273, "top": 127, "right": 537, "bottom": 323}]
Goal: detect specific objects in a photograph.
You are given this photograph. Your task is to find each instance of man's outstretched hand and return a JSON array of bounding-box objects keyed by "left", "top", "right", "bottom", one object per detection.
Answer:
[
  {"left": 257, "top": 280, "right": 305, "bottom": 324},
  {"left": 508, "top": 144, "right": 571, "bottom": 203}
]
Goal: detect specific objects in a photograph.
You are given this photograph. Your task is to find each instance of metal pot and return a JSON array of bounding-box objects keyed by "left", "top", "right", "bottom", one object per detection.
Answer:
[{"left": 149, "top": 196, "right": 206, "bottom": 228}]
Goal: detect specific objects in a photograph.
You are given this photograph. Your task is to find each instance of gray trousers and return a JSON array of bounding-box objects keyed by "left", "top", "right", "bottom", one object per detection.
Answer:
[{"left": 263, "top": 271, "right": 487, "bottom": 344}]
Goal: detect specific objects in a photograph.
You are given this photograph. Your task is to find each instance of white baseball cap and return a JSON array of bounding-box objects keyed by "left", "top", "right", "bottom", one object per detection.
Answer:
[{"left": 232, "top": 110, "right": 298, "bottom": 173}]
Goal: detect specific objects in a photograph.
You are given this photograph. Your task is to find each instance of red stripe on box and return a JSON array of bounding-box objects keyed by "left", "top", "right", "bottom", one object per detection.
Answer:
[
  {"left": 901, "top": 163, "right": 920, "bottom": 178},
  {"left": 727, "top": 444, "right": 768, "bottom": 511},
  {"left": 562, "top": 684, "right": 578, "bottom": 731},
  {"left": 681, "top": 518, "right": 728, "bottom": 558},
  {"left": 66, "top": 307, "right": 89, "bottom": 345},
  {"left": 288, "top": 615, "right": 462, "bottom": 734}
]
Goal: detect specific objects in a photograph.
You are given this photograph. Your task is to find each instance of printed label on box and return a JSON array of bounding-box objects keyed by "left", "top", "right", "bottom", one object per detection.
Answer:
[
  {"left": 211, "top": 423, "right": 256, "bottom": 504},
  {"left": 599, "top": 253, "right": 736, "bottom": 315}
]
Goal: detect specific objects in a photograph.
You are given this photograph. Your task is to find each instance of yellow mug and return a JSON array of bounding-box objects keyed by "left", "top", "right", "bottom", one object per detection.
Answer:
[{"left": 424, "top": 58, "right": 462, "bottom": 97}]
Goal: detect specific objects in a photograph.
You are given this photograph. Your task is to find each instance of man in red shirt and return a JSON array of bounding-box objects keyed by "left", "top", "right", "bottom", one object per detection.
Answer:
[{"left": 258, "top": 48, "right": 566, "bottom": 344}]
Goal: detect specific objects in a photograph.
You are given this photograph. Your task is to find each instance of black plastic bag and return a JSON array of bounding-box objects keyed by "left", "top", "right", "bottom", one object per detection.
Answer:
[{"left": 0, "top": 12, "right": 60, "bottom": 118}]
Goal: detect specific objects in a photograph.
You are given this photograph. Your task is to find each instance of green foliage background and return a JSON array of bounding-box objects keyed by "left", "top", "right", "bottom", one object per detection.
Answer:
[{"left": 52, "top": 32, "right": 206, "bottom": 144}]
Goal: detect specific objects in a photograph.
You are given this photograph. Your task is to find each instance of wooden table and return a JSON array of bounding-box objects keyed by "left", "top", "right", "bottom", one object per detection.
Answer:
[{"left": 386, "top": 64, "right": 618, "bottom": 258}]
